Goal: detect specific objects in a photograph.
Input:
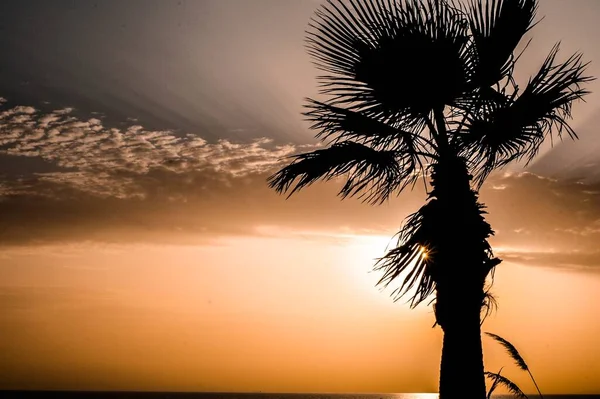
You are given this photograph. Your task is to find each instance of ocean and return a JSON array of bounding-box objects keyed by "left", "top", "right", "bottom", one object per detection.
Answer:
[{"left": 0, "top": 393, "right": 598, "bottom": 399}]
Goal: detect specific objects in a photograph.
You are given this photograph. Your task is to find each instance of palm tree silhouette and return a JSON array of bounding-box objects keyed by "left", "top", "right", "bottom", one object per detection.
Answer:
[{"left": 268, "top": 0, "right": 591, "bottom": 398}]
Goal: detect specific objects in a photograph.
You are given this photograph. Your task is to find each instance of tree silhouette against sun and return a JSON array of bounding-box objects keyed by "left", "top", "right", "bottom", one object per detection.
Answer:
[{"left": 268, "top": 0, "right": 592, "bottom": 398}]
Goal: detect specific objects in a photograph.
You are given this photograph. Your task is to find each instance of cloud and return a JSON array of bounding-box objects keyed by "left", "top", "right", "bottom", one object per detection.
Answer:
[
  {"left": 0, "top": 99, "right": 407, "bottom": 246},
  {"left": 500, "top": 250, "right": 600, "bottom": 272},
  {"left": 1, "top": 98, "right": 600, "bottom": 271},
  {"left": 0, "top": 103, "right": 305, "bottom": 199},
  {"left": 478, "top": 172, "right": 600, "bottom": 272}
]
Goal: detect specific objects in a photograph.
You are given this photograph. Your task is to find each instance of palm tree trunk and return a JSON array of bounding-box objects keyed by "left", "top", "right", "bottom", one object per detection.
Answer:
[
  {"left": 438, "top": 295, "right": 487, "bottom": 399},
  {"left": 429, "top": 154, "right": 491, "bottom": 399}
]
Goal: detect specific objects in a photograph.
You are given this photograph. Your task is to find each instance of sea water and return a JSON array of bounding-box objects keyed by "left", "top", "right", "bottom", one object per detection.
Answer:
[{"left": 1, "top": 392, "right": 598, "bottom": 399}]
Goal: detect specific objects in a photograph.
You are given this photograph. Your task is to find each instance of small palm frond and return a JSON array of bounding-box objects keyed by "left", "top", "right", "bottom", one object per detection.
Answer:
[
  {"left": 481, "top": 290, "right": 498, "bottom": 324},
  {"left": 374, "top": 199, "right": 440, "bottom": 307},
  {"left": 485, "top": 370, "right": 528, "bottom": 399},
  {"left": 460, "top": 44, "right": 592, "bottom": 183},
  {"left": 486, "top": 367, "right": 503, "bottom": 399},
  {"left": 467, "top": 0, "right": 538, "bottom": 87},
  {"left": 306, "top": 0, "right": 472, "bottom": 124},
  {"left": 267, "top": 141, "right": 417, "bottom": 204},
  {"left": 487, "top": 332, "right": 545, "bottom": 398},
  {"left": 485, "top": 332, "right": 529, "bottom": 371}
]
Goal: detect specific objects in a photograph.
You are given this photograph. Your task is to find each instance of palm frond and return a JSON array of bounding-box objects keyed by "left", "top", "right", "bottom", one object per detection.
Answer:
[
  {"left": 485, "top": 332, "right": 529, "bottom": 371},
  {"left": 481, "top": 289, "right": 498, "bottom": 324},
  {"left": 460, "top": 44, "right": 593, "bottom": 183},
  {"left": 267, "top": 141, "right": 417, "bottom": 204},
  {"left": 486, "top": 332, "right": 545, "bottom": 398},
  {"left": 486, "top": 367, "right": 501, "bottom": 399},
  {"left": 485, "top": 370, "right": 528, "bottom": 399},
  {"left": 468, "top": 0, "right": 538, "bottom": 87},
  {"left": 306, "top": 0, "right": 473, "bottom": 124},
  {"left": 304, "top": 98, "right": 436, "bottom": 154},
  {"left": 374, "top": 200, "right": 437, "bottom": 307}
]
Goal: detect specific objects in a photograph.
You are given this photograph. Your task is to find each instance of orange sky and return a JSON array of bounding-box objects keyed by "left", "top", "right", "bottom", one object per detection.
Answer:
[
  {"left": 1, "top": 176, "right": 600, "bottom": 394},
  {"left": 0, "top": 0, "right": 600, "bottom": 395},
  {"left": 1, "top": 239, "right": 599, "bottom": 394}
]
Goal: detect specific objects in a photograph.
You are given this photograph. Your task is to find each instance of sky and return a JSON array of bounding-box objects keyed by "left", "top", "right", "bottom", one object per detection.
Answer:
[{"left": 0, "top": 0, "right": 600, "bottom": 395}]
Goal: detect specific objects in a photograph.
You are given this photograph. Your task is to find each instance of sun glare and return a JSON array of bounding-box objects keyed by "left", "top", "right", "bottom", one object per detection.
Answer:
[
  {"left": 420, "top": 246, "right": 428, "bottom": 259},
  {"left": 343, "top": 234, "right": 393, "bottom": 289},
  {"left": 354, "top": 235, "right": 393, "bottom": 258}
]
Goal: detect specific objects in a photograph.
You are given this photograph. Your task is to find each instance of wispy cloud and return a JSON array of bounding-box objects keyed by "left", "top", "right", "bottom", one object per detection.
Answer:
[
  {"left": 500, "top": 250, "right": 600, "bottom": 272},
  {"left": 0, "top": 103, "right": 305, "bottom": 199}
]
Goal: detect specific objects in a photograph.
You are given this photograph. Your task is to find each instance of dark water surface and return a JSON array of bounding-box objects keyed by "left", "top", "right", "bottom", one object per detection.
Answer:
[{"left": 1, "top": 392, "right": 598, "bottom": 399}]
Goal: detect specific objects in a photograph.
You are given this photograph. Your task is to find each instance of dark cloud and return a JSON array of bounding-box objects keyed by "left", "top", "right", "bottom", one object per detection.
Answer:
[
  {"left": 529, "top": 107, "right": 600, "bottom": 183},
  {"left": 479, "top": 173, "right": 600, "bottom": 272},
  {"left": 0, "top": 173, "right": 422, "bottom": 247},
  {"left": 500, "top": 250, "right": 600, "bottom": 272},
  {"left": 0, "top": 101, "right": 415, "bottom": 246},
  {"left": 481, "top": 173, "right": 600, "bottom": 251}
]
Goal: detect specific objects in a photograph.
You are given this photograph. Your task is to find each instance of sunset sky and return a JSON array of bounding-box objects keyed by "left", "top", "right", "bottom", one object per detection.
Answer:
[{"left": 1, "top": 0, "right": 600, "bottom": 395}]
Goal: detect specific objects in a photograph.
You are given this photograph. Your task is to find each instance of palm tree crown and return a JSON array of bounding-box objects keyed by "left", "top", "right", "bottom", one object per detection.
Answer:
[{"left": 268, "top": 0, "right": 591, "bottom": 307}]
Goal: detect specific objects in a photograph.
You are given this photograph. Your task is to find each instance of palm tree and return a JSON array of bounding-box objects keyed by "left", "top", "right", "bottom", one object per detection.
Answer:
[{"left": 268, "top": 0, "right": 591, "bottom": 397}]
